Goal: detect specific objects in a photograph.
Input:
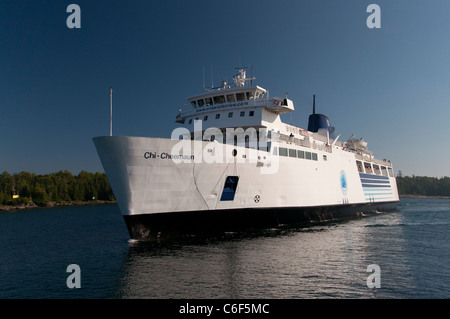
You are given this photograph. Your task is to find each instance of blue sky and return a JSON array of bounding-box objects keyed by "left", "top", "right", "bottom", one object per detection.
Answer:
[{"left": 1, "top": 0, "right": 449, "bottom": 177}]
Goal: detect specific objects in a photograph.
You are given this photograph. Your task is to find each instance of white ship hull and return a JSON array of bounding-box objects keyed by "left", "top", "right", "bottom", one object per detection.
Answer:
[{"left": 93, "top": 135, "right": 399, "bottom": 240}]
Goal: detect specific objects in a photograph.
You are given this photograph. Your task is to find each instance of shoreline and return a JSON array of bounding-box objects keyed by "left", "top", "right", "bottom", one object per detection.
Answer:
[
  {"left": 0, "top": 200, "right": 117, "bottom": 212},
  {"left": 1, "top": 195, "right": 449, "bottom": 212},
  {"left": 400, "top": 194, "right": 450, "bottom": 199}
]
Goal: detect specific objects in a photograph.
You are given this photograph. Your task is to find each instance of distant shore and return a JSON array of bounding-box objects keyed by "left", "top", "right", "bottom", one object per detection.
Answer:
[
  {"left": 0, "top": 200, "right": 117, "bottom": 212},
  {"left": 399, "top": 194, "right": 450, "bottom": 199},
  {"left": 1, "top": 195, "right": 449, "bottom": 212}
]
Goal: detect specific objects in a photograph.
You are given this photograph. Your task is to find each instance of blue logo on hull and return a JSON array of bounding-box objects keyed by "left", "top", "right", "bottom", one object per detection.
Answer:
[{"left": 340, "top": 170, "right": 347, "bottom": 196}]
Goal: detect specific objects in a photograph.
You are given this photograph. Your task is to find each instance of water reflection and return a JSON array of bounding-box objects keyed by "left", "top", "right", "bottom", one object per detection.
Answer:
[{"left": 115, "top": 211, "right": 414, "bottom": 299}]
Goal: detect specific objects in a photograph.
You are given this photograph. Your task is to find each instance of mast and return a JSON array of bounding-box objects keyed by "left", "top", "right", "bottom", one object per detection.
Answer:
[{"left": 109, "top": 87, "right": 113, "bottom": 136}]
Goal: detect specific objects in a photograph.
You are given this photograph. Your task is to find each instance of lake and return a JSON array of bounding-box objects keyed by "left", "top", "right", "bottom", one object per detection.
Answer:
[{"left": 0, "top": 197, "right": 449, "bottom": 301}]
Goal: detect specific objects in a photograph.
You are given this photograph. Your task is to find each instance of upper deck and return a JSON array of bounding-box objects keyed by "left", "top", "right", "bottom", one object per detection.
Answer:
[
  {"left": 176, "top": 68, "right": 294, "bottom": 124},
  {"left": 173, "top": 67, "right": 393, "bottom": 172}
]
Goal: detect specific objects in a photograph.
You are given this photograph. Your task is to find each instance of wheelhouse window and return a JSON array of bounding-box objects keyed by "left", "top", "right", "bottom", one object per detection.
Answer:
[
  {"left": 205, "top": 97, "right": 213, "bottom": 106},
  {"left": 236, "top": 92, "right": 246, "bottom": 101},
  {"left": 197, "top": 99, "right": 205, "bottom": 107},
  {"left": 226, "top": 94, "right": 236, "bottom": 102},
  {"left": 246, "top": 91, "right": 254, "bottom": 100},
  {"left": 213, "top": 95, "right": 225, "bottom": 104},
  {"left": 191, "top": 101, "right": 197, "bottom": 108},
  {"left": 381, "top": 166, "right": 388, "bottom": 176}
]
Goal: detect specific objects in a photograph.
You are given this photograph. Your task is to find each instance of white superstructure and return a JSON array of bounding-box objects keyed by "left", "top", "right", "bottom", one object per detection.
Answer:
[{"left": 93, "top": 67, "right": 399, "bottom": 240}]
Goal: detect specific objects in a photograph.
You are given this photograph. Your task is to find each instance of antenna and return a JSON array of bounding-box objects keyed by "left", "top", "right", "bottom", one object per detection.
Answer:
[
  {"left": 313, "top": 94, "right": 316, "bottom": 115},
  {"left": 109, "top": 87, "right": 113, "bottom": 136},
  {"left": 210, "top": 64, "right": 213, "bottom": 89},
  {"left": 202, "top": 65, "right": 205, "bottom": 91}
]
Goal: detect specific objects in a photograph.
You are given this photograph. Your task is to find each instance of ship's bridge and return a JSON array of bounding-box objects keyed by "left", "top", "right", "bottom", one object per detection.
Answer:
[{"left": 175, "top": 68, "right": 294, "bottom": 126}]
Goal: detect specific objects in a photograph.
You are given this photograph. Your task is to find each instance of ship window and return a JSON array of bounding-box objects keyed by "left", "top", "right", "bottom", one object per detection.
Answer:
[
  {"left": 289, "top": 149, "right": 297, "bottom": 157},
  {"left": 191, "top": 101, "right": 197, "bottom": 108},
  {"left": 236, "top": 92, "right": 246, "bottom": 101},
  {"left": 356, "top": 160, "right": 364, "bottom": 173},
  {"left": 305, "top": 152, "right": 312, "bottom": 160},
  {"left": 215, "top": 114, "right": 220, "bottom": 119},
  {"left": 312, "top": 153, "right": 318, "bottom": 161},
  {"left": 205, "top": 97, "right": 213, "bottom": 106},
  {"left": 364, "top": 162, "right": 373, "bottom": 174},
  {"left": 273, "top": 146, "right": 278, "bottom": 155},
  {"left": 246, "top": 91, "right": 254, "bottom": 100},
  {"left": 381, "top": 166, "right": 388, "bottom": 176},
  {"left": 226, "top": 94, "right": 236, "bottom": 102},
  {"left": 188, "top": 119, "right": 192, "bottom": 124},
  {"left": 279, "top": 147, "right": 288, "bottom": 157},
  {"left": 373, "top": 164, "right": 381, "bottom": 175},
  {"left": 323, "top": 155, "right": 327, "bottom": 161},
  {"left": 228, "top": 112, "right": 233, "bottom": 118},
  {"left": 203, "top": 115, "right": 208, "bottom": 121},
  {"left": 213, "top": 95, "right": 225, "bottom": 104},
  {"left": 197, "top": 99, "right": 205, "bottom": 107},
  {"left": 220, "top": 176, "right": 239, "bottom": 201},
  {"left": 249, "top": 111, "right": 254, "bottom": 117},
  {"left": 298, "top": 150, "right": 305, "bottom": 159},
  {"left": 240, "top": 111, "right": 245, "bottom": 117},
  {"left": 388, "top": 167, "right": 394, "bottom": 177}
]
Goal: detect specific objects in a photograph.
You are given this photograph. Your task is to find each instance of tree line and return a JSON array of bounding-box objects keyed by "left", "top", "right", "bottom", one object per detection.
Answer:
[
  {"left": 396, "top": 172, "right": 450, "bottom": 197},
  {"left": 0, "top": 171, "right": 115, "bottom": 206},
  {"left": 1, "top": 170, "right": 449, "bottom": 206}
]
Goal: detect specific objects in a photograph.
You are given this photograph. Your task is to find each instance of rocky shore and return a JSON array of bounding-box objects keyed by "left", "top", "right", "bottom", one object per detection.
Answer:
[{"left": 0, "top": 200, "right": 117, "bottom": 212}]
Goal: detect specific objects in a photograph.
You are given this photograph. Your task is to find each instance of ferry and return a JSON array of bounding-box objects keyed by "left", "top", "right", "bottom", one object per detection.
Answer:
[{"left": 93, "top": 67, "right": 399, "bottom": 240}]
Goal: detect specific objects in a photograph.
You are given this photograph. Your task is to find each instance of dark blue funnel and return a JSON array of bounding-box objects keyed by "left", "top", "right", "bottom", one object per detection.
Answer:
[{"left": 307, "top": 95, "right": 335, "bottom": 138}]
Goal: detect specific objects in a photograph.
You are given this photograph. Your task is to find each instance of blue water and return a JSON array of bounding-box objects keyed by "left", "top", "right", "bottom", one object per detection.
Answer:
[{"left": 0, "top": 198, "right": 449, "bottom": 299}]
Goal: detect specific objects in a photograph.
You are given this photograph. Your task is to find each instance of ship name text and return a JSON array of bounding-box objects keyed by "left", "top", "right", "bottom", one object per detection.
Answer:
[{"left": 144, "top": 152, "right": 195, "bottom": 160}]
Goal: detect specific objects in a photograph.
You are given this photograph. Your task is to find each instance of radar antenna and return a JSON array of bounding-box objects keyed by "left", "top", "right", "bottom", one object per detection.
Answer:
[{"left": 233, "top": 66, "right": 255, "bottom": 87}]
